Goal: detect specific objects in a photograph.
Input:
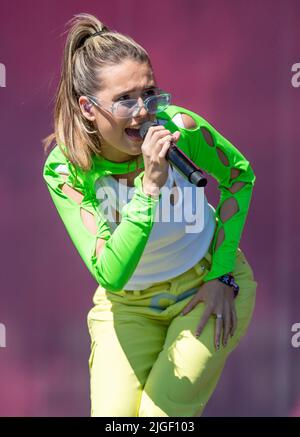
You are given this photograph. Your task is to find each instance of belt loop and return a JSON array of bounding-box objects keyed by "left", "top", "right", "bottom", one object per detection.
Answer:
[{"left": 204, "top": 250, "right": 212, "bottom": 265}]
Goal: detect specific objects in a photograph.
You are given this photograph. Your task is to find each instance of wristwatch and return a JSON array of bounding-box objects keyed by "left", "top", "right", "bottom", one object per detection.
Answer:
[{"left": 218, "top": 274, "right": 239, "bottom": 298}]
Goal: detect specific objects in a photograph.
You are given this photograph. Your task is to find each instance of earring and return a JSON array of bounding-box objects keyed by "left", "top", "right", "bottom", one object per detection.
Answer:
[{"left": 84, "top": 103, "right": 92, "bottom": 113}]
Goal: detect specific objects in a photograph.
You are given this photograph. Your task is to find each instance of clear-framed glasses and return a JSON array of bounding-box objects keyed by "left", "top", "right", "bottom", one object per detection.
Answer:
[{"left": 86, "top": 87, "right": 171, "bottom": 118}]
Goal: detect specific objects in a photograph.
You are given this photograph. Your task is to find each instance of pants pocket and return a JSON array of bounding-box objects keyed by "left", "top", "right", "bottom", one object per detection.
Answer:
[{"left": 192, "top": 256, "right": 211, "bottom": 277}]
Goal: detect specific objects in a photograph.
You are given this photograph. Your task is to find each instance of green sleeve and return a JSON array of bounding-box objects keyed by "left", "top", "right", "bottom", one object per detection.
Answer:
[
  {"left": 43, "top": 146, "right": 160, "bottom": 292},
  {"left": 164, "top": 105, "right": 256, "bottom": 282}
]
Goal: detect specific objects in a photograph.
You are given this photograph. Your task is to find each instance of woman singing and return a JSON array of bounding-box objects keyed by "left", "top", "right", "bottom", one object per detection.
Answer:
[{"left": 43, "top": 13, "right": 257, "bottom": 417}]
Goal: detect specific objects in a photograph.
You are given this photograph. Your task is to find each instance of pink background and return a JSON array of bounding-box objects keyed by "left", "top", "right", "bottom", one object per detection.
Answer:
[{"left": 1, "top": 0, "right": 300, "bottom": 416}]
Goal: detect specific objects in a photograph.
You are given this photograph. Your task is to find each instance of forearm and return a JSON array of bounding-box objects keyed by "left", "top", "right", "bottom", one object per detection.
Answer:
[
  {"left": 164, "top": 106, "right": 256, "bottom": 281},
  {"left": 203, "top": 180, "right": 254, "bottom": 281},
  {"left": 91, "top": 171, "right": 161, "bottom": 291}
]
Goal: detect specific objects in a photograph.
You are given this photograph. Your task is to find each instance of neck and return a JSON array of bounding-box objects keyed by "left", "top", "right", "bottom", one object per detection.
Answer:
[{"left": 99, "top": 144, "right": 141, "bottom": 163}]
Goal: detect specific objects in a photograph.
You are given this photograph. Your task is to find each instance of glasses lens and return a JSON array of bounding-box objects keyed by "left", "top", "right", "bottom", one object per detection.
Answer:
[
  {"left": 115, "top": 100, "right": 138, "bottom": 118},
  {"left": 146, "top": 93, "right": 171, "bottom": 114},
  {"left": 114, "top": 93, "right": 171, "bottom": 117}
]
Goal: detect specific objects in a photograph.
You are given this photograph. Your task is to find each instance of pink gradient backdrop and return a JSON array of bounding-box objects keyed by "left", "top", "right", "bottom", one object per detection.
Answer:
[{"left": 1, "top": 0, "right": 300, "bottom": 416}]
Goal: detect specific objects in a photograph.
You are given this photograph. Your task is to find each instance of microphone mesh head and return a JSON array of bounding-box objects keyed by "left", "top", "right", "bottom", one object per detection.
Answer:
[{"left": 139, "top": 120, "right": 159, "bottom": 139}]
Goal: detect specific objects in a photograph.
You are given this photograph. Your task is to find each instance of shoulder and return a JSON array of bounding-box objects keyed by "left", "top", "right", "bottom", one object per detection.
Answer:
[
  {"left": 42, "top": 144, "right": 87, "bottom": 192},
  {"left": 43, "top": 144, "right": 68, "bottom": 173},
  {"left": 161, "top": 105, "right": 220, "bottom": 148},
  {"left": 159, "top": 104, "right": 209, "bottom": 131},
  {"left": 43, "top": 144, "right": 71, "bottom": 183}
]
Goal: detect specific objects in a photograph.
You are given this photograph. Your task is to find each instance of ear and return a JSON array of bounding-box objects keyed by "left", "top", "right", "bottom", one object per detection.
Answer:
[{"left": 78, "top": 96, "right": 95, "bottom": 120}]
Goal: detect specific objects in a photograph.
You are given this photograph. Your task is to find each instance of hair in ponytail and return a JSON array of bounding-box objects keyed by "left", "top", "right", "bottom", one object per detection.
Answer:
[{"left": 42, "top": 13, "right": 152, "bottom": 173}]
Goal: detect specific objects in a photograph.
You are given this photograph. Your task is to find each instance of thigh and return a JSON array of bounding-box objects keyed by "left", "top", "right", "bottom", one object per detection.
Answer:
[
  {"left": 138, "top": 248, "right": 257, "bottom": 417},
  {"left": 138, "top": 302, "right": 227, "bottom": 417},
  {"left": 87, "top": 310, "right": 168, "bottom": 417},
  {"left": 226, "top": 247, "right": 257, "bottom": 350}
]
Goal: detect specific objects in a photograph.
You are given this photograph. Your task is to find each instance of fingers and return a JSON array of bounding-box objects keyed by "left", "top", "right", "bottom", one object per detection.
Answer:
[
  {"left": 143, "top": 128, "right": 180, "bottom": 161},
  {"left": 146, "top": 125, "right": 165, "bottom": 138},
  {"left": 195, "top": 304, "right": 214, "bottom": 338},
  {"left": 214, "top": 311, "right": 224, "bottom": 351},
  {"left": 158, "top": 135, "right": 173, "bottom": 158},
  {"left": 142, "top": 127, "right": 170, "bottom": 151},
  {"left": 150, "top": 128, "right": 171, "bottom": 144},
  {"left": 181, "top": 293, "right": 201, "bottom": 316},
  {"left": 181, "top": 285, "right": 238, "bottom": 352},
  {"left": 158, "top": 131, "right": 181, "bottom": 158},
  {"left": 214, "top": 302, "right": 238, "bottom": 350},
  {"left": 148, "top": 125, "right": 166, "bottom": 133}
]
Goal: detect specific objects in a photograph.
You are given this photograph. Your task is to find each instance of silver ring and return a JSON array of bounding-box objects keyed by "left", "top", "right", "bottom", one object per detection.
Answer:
[{"left": 216, "top": 314, "right": 223, "bottom": 319}]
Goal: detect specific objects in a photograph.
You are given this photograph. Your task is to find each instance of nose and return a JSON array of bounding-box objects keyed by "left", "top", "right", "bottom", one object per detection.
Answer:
[{"left": 132, "top": 97, "right": 148, "bottom": 117}]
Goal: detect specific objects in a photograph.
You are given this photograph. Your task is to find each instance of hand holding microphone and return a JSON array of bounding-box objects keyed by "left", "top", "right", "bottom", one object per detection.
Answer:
[
  {"left": 140, "top": 123, "right": 179, "bottom": 196},
  {"left": 139, "top": 121, "right": 207, "bottom": 195}
]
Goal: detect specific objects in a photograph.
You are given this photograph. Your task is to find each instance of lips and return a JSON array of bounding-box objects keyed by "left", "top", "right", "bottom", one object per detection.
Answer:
[{"left": 126, "top": 125, "right": 142, "bottom": 129}]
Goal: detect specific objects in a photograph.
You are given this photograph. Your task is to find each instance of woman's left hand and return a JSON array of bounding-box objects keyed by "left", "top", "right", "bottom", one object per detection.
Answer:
[{"left": 181, "top": 279, "right": 237, "bottom": 351}]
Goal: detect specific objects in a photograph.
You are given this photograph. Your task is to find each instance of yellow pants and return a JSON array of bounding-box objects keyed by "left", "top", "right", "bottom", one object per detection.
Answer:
[{"left": 87, "top": 247, "right": 257, "bottom": 417}]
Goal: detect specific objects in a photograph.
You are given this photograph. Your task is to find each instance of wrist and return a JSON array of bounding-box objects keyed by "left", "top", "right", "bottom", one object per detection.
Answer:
[
  {"left": 133, "top": 171, "right": 161, "bottom": 203},
  {"left": 217, "top": 273, "right": 239, "bottom": 298},
  {"left": 142, "top": 177, "right": 161, "bottom": 198}
]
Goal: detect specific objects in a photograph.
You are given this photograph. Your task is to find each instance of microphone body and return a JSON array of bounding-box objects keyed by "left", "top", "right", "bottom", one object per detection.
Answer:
[{"left": 139, "top": 121, "right": 207, "bottom": 188}]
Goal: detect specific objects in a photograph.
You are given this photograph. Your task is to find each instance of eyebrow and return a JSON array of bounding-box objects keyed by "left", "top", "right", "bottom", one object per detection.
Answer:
[{"left": 113, "top": 84, "right": 157, "bottom": 99}]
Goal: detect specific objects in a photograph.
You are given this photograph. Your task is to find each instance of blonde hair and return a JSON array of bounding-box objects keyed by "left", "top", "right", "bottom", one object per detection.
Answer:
[{"left": 42, "top": 13, "right": 152, "bottom": 172}]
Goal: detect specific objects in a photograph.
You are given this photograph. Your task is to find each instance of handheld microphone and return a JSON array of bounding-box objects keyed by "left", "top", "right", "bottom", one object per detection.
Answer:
[{"left": 139, "top": 121, "right": 207, "bottom": 187}]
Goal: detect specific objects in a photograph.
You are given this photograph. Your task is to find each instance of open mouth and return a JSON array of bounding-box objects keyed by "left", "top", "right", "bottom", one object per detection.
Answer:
[{"left": 125, "top": 127, "right": 143, "bottom": 140}]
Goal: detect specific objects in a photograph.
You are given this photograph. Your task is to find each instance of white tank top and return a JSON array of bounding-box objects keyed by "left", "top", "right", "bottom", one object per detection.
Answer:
[{"left": 96, "top": 114, "right": 216, "bottom": 290}]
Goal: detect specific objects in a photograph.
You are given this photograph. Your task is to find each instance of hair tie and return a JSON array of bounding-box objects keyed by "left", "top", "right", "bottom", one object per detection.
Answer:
[
  {"left": 78, "top": 29, "right": 108, "bottom": 50},
  {"left": 90, "top": 29, "right": 107, "bottom": 39}
]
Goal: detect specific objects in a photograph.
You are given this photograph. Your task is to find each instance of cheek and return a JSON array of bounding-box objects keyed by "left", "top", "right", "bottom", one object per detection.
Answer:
[{"left": 97, "top": 117, "right": 126, "bottom": 141}]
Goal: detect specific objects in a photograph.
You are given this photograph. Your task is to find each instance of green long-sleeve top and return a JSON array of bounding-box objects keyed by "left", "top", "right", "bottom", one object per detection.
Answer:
[{"left": 43, "top": 104, "right": 256, "bottom": 292}]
